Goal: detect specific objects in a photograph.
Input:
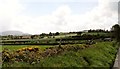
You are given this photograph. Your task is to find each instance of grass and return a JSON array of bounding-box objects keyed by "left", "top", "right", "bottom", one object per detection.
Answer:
[
  {"left": 41, "top": 34, "right": 77, "bottom": 40},
  {"left": 2, "top": 45, "right": 55, "bottom": 51},
  {"left": 2, "top": 41, "right": 119, "bottom": 68},
  {"left": 55, "top": 34, "right": 77, "bottom": 38},
  {"left": 36, "top": 41, "right": 118, "bottom": 67},
  {"left": 82, "top": 32, "right": 109, "bottom": 36},
  {"left": 0, "top": 45, "right": 2, "bottom": 52}
]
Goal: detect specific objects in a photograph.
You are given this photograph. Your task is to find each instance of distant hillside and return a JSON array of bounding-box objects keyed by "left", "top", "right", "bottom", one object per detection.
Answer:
[{"left": 0, "top": 31, "right": 31, "bottom": 36}]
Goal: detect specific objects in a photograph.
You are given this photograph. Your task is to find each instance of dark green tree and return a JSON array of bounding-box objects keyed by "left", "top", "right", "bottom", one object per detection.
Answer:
[
  {"left": 111, "top": 24, "right": 120, "bottom": 43},
  {"left": 48, "top": 32, "right": 53, "bottom": 38},
  {"left": 77, "top": 32, "right": 82, "bottom": 36},
  {"left": 55, "top": 32, "right": 60, "bottom": 36},
  {"left": 49, "top": 32, "right": 52, "bottom": 36},
  {"left": 31, "top": 35, "right": 35, "bottom": 39}
]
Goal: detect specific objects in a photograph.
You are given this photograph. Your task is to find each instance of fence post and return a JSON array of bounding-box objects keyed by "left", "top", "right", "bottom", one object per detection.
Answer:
[{"left": 59, "top": 38, "right": 62, "bottom": 48}]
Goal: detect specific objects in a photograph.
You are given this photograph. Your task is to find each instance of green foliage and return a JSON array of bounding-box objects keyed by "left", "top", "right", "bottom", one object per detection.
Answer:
[
  {"left": 111, "top": 24, "right": 120, "bottom": 43},
  {"left": 36, "top": 42, "right": 117, "bottom": 67},
  {"left": 55, "top": 32, "right": 60, "bottom": 36},
  {"left": 2, "top": 47, "right": 42, "bottom": 64},
  {"left": 2, "top": 41, "right": 118, "bottom": 67},
  {"left": 2, "top": 45, "right": 54, "bottom": 51}
]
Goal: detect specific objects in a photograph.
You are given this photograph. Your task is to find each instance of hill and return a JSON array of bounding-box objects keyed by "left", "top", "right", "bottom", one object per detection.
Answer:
[{"left": 0, "top": 30, "right": 30, "bottom": 36}]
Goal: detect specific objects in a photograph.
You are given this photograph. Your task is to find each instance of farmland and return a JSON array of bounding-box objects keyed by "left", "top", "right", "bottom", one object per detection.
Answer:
[
  {"left": 1, "top": 32, "right": 112, "bottom": 45},
  {"left": 2, "top": 45, "right": 55, "bottom": 51},
  {"left": 1, "top": 30, "right": 119, "bottom": 68},
  {"left": 2, "top": 41, "right": 119, "bottom": 68}
]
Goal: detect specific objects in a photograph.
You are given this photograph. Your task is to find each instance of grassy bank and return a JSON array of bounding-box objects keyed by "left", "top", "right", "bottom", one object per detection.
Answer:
[
  {"left": 2, "top": 45, "right": 55, "bottom": 51},
  {"left": 37, "top": 42, "right": 118, "bottom": 67},
  {"left": 2, "top": 41, "right": 118, "bottom": 68}
]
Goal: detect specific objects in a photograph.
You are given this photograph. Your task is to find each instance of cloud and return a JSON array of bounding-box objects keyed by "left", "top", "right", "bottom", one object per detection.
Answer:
[
  {"left": 10, "top": 4, "right": 72, "bottom": 34},
  {"left": 0, "top": 0, "right": 119, "bottom": 34},
  {"left": 0, "top": 0, "right": 24, "bottom": 32},
  {"left": 21, "top": 0, "right": 98, "bottom": 3},
  {"left": 52, "top": 5, "right": 71, "bottom": 25},
  {"left": 84, "top": 0, "right": 118, "bottom": 30}
]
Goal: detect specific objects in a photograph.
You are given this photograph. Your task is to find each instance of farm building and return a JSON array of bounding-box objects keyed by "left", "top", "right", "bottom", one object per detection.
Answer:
[{"left": 21, "top": 35, "right": 31, "bottom": 39}]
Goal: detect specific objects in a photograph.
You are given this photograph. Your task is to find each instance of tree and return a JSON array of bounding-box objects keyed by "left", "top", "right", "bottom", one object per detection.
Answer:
[
  {"left": 55, "top": 32, "right": 60, "bottom": 36},
  {"left": 48, "top": 32, "right": 53, "bottom": 38},
  {"left": 8, "top": 35, "right": 13, "bottom": 39},
  {"left": 40, "top": 33, "right": 46, "bottom": 38},
  {"left": 49, "top": 32, "right": 52, "bottom": 36},
  {"left": 111, "top": 24, "right": 120, "bottom": 43},
  {"left": 31, "top": 35, "right": 35, "bottom": 39},
  {"left": 77, "top": 32, "right": 82, "bottom": 36}
]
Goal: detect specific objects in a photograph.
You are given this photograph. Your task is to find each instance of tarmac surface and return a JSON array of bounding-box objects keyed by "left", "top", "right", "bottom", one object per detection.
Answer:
[{"left": 113, "top": 48, "right": 120, "bottom": 69}]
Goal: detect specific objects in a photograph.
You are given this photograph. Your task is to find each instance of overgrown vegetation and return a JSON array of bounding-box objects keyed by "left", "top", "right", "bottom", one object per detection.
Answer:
[
  {"left": 2, "top": 45, "right": 54, "bottom": 51},
  {"left": 2, "top": 41, "right": 118, "bottom": 68},
  {"left": 1, "top": 25, "right": 120, "bottom": 68}
]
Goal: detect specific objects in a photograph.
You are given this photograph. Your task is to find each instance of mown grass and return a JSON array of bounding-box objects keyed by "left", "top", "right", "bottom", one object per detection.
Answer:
[{"left": 2, "top": 41, "right": 118, "bottom": 68}]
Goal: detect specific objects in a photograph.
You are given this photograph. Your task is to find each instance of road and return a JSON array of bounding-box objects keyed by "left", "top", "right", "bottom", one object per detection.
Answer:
[{"left": 113, "top": 48, "right": 120, "bottom": 69}]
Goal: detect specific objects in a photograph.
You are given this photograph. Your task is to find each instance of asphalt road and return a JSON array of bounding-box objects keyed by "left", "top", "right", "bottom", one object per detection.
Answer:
[{"left": 113, "top": 48, "right": 120, "bottom": 69}]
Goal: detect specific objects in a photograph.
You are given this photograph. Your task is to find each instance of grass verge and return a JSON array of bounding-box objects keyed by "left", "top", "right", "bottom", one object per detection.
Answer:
[{"left": 2, "top": 41, "right": 118, "bottom": 68}]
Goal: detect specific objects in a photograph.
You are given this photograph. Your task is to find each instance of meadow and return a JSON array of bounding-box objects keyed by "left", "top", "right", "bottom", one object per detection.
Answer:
[
  {"left": 2, "top": 41, "right": 119, "bottom": 68},
  {"left": 2, "top": 45, "right": 55, "bottom": 51},
  {"left": 1, "top": 31, "right": 119, "bottom": 68}
]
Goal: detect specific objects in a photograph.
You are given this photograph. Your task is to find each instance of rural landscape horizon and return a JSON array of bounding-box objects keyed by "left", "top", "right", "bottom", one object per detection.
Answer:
[
  {"left": 1, "top": 0, "right": 120, "bottom": 68},
  {"left": 0, "top": 0, "right": 118, "bottom": 34}
]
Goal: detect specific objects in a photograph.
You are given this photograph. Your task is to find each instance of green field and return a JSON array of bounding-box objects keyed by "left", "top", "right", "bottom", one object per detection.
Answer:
[
  {"left": 43, "top": 33, "right": 77, "bottom": 39},
  {"left": 2, "top": 45, "right": 55, "bottom": 51},
  {"left": 82, "top": 32, "right": 109, "bottom": 36},
  {"left": 33, "top": 42, "right": 118, "bottom": 67},
  {"left": 2, "top": 41, "right": 119, "bottom": 67},
  {"left": 0, "top": 46, "right": 2, "bottom": 52}
]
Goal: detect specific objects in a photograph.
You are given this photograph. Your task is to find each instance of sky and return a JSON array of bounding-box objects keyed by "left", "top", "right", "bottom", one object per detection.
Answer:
[{"left": 0, "top": 0, "right": 119, "bottom": 34}]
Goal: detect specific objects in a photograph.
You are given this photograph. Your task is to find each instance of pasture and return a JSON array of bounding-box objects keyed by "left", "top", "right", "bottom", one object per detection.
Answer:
[
  {"left": 43, "top": 33, "right": 77, "bottom": 39},
  {"left": 83, "top": 32, "right": 109, "bottom": 35},
  {"left": 1, "top": 31, "right": 118, "bottom": 68},
  {"left": 2, "top": 45, "right": 55, "bottom": 51},
  {"left": 2, "top": 41, "right": 119, "bottom": 68}
]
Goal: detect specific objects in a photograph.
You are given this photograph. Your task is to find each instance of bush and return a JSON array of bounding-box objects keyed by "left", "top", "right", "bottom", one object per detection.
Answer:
[{"left": 2, "top": 41, "right": 118, "bottom": 67}]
